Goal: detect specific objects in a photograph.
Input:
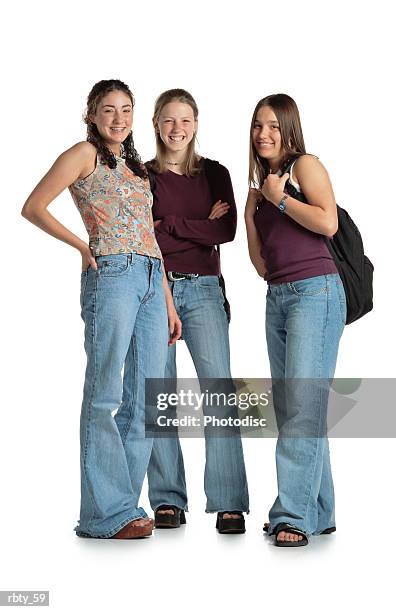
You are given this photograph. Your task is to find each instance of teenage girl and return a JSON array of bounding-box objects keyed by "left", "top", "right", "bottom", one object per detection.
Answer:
[
  {"left": 21, "top": 79, "right": 181, "bottom": 539},
  {"left": 245, "top": 93, "right": 346, "bottom": 546},
  {"left": 144, "top": 89, "right": 249, "bottom": 533}
]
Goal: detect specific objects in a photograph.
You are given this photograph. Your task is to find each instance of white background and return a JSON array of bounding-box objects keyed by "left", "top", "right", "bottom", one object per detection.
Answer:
[{"left": 2, "top": 1, "right": 395, "bottom": 610}]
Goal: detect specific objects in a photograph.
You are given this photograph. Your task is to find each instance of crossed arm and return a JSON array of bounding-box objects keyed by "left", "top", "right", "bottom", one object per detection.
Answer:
[{"left": 154, "top": 166, "right": 237, "bottom": 254}]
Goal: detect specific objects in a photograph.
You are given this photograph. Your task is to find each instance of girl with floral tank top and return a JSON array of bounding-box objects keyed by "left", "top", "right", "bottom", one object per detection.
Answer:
[
  {"left": 21, "top": 79, "right": 181, "bottom": 540},
  {"left": 245, "top": 94, "right": 346, "bottom": 547}
]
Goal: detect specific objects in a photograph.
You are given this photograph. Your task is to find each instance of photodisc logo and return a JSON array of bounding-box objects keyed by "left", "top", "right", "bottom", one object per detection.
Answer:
[{"left": 145, "top": 378, "right": 395, "bottom": 438}]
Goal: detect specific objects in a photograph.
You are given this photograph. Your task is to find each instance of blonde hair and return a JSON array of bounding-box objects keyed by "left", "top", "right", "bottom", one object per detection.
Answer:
[{"left": 151, "top": 89, "right": 201, "bottom": 176}]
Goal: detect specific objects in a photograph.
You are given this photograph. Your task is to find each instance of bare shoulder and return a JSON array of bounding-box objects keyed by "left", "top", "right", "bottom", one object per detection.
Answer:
[
  {"left": 61, "top": 141, "right": 97, "bottom": 162},
  {"left": 52, "top": 141, "right": 97, "bottom": 181},
  {"left": 294, "top": 154, "right": 329, "bottom": 179}
]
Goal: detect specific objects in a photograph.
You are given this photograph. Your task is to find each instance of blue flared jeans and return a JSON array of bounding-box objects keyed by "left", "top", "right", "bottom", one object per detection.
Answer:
[
  {"left": 265, "top": 273, "right": 346, "bottom": 536},
  {"left": 76, "top": 253, "right": 168, "bottom": 538},
  {"left": 146, "top": 275, "right": 249, "bottom": 514}
]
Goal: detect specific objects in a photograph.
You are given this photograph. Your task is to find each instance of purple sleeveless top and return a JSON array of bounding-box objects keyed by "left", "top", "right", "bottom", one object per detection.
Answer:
[{"left": 253, "top": 173, "right": 337, "bottom": 284}]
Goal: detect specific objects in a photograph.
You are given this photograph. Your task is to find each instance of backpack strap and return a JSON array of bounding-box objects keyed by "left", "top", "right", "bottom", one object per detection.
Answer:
[
  {"left": 202, "top": 158, "right": 231, "bottom": 323},
  {"left": 146, "top": 165, "right": 157, "bottom": 193},
  {"left": 279, "top": 156, "right": 307, "bottom": 203},
  {"left": 279, "top": 155, "right": 298, "bottom": 175}
]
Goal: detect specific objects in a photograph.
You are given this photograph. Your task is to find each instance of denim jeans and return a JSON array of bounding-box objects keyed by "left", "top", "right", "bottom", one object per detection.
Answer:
[
  {"left": 265, "top": 273, "right": 346, "bottom": 536},
  {"left": 145, "top": 275, "right": 249, "bottom": 514},
  {"left": 76, "top": 253, "right": 168, "bottom": 537}
]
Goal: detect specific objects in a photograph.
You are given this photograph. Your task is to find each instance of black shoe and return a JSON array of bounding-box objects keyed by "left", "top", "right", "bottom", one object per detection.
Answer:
[
  {"left": 154, "top": 505, "right": 186, "bottom": 529},
  {"left": 320, "top": 526, "right": 336, "bottom": 534},
  {"left": 216, "top": 512, "right": 245, "bottom": 534},
  {"left": 273, "top": 523, "right": 308, "bottom": 547},
  {"left": 263, "top": 522, "right": 334, "bottom": 536}
]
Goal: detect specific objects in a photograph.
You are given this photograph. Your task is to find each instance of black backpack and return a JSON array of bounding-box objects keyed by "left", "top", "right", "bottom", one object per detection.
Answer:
[{"left": 282, "top": 157, "right": 374, "bottom": 325}]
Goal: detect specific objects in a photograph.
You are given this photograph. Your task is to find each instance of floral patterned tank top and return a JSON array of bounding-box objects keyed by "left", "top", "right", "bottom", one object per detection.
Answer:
[{"left": 69, "top": 155, "right": 162, "bottom": 259}]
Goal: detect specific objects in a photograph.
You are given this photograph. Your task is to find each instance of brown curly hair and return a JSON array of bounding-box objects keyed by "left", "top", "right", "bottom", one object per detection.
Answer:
[{"left": 84, "top": 79, "right": 146, "bottom": 179}]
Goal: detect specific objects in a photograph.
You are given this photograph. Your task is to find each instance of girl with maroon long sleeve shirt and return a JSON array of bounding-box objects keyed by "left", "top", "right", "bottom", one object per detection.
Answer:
[{"left": 146, "top": 89, "right": 249, "bottom": 534}]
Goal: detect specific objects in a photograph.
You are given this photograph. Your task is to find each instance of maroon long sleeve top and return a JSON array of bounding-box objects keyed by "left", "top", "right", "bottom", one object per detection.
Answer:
[{"left": 151, "top": 159, "right": 237, "bottom": 274}]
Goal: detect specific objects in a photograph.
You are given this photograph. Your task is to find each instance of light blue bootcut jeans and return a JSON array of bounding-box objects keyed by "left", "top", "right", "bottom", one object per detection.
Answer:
[
  {"left": 76, "top": 253, "right": 168, "bottom": 538},
  {"left": 144, "top": 275, "right": 249, "bottom": 514},
  {"left": 265, "top": 273, "right": 346, "bottom": 536}
]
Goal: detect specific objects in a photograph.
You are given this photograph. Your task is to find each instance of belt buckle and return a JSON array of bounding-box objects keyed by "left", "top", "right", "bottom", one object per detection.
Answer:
[{"left": 168, "top": 271, "right": 185, "bottom": 281}]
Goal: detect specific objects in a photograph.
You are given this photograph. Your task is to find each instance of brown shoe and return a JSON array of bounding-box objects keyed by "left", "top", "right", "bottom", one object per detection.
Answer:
[{"left": 111, "top": 518, "right": 154, "bottom": 539}]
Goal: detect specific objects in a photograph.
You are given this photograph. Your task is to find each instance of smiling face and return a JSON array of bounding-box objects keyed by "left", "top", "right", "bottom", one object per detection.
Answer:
[
  {"left": 90, "top": 90, "right": 133, "bottom": 154},
  {"left": 252, "top": 105, "right": 284, "bottom": 168},
  {"left": 155, "top": 101, "right": 197, "bottom": 158}
]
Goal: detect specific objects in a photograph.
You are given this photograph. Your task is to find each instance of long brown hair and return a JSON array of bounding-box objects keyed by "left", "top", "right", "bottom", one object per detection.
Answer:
[
  {"left": 248, "top": 94, "right": 306, "bottom": 188},
  {"left": 84, "top": 79, "right": 146, "bottom": 179},
  {"left": 149, "top": 88, "right": 201, "bottom": 176}
]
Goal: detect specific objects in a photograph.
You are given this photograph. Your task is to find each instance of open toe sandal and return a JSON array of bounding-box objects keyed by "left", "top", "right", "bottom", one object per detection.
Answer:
[
  {"left": 263, "top": 522, "right": 335, "bottom": 536},
  {"left": 273, "top": 523, "right": 308, "bottom": 547},
  {"left": 154, "top": 505, "right": 186, "bottom": 529},
  {"left": 216, "top": 512, "right": 245, "bottom": 534}
]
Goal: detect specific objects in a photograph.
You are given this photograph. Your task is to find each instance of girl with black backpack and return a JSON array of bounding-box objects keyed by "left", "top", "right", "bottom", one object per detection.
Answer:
[{"left": 245, "top": 93, "right": 346, "bottom": 546}]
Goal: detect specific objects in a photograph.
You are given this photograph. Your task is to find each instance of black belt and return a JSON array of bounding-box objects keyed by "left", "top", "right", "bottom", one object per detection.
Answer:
[{"left": 167, "top": 271, "right": 200, "bottom": 281}]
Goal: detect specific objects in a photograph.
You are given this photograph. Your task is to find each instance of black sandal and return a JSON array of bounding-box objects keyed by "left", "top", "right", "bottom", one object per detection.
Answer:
[
  {"left": 154, "top": 505, "right": 186, "bottom": 529},
  {"left": 320, "top": 526, "right": 336, "bottom": 534},
  {"left": 273, "top": 522, "right": 308, "bottom": 547},
  {"left": 263, "top": 522, "right": 335, "bottom": 535},
  {"left": 216, "top": 512, "right": 245, "bottom": 534}
]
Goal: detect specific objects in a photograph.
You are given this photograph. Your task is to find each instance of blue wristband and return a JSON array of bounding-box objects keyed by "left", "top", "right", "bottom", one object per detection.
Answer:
[{"left": 278, "top": 194, "right": 288, "bottom": 213}]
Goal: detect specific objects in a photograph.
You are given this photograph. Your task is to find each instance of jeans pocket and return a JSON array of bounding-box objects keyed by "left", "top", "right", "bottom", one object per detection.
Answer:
[
  {"left": 287, "top": 276, "right": 328, "bottom": 296},
  {"left": 197, "top": 275, "right": 220, "bottom": 288},
  {"left": 80, "top": 271, "right": 88, "bottom": 311},
  {"left": 96, "top": 254, "right": 130, "bottom": 277},
  {"left": 335, "top": 277, "right": 346, "bottom": 302},
  {"left": 335, "top": 277, "right": 347, "bottom": 324}
]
